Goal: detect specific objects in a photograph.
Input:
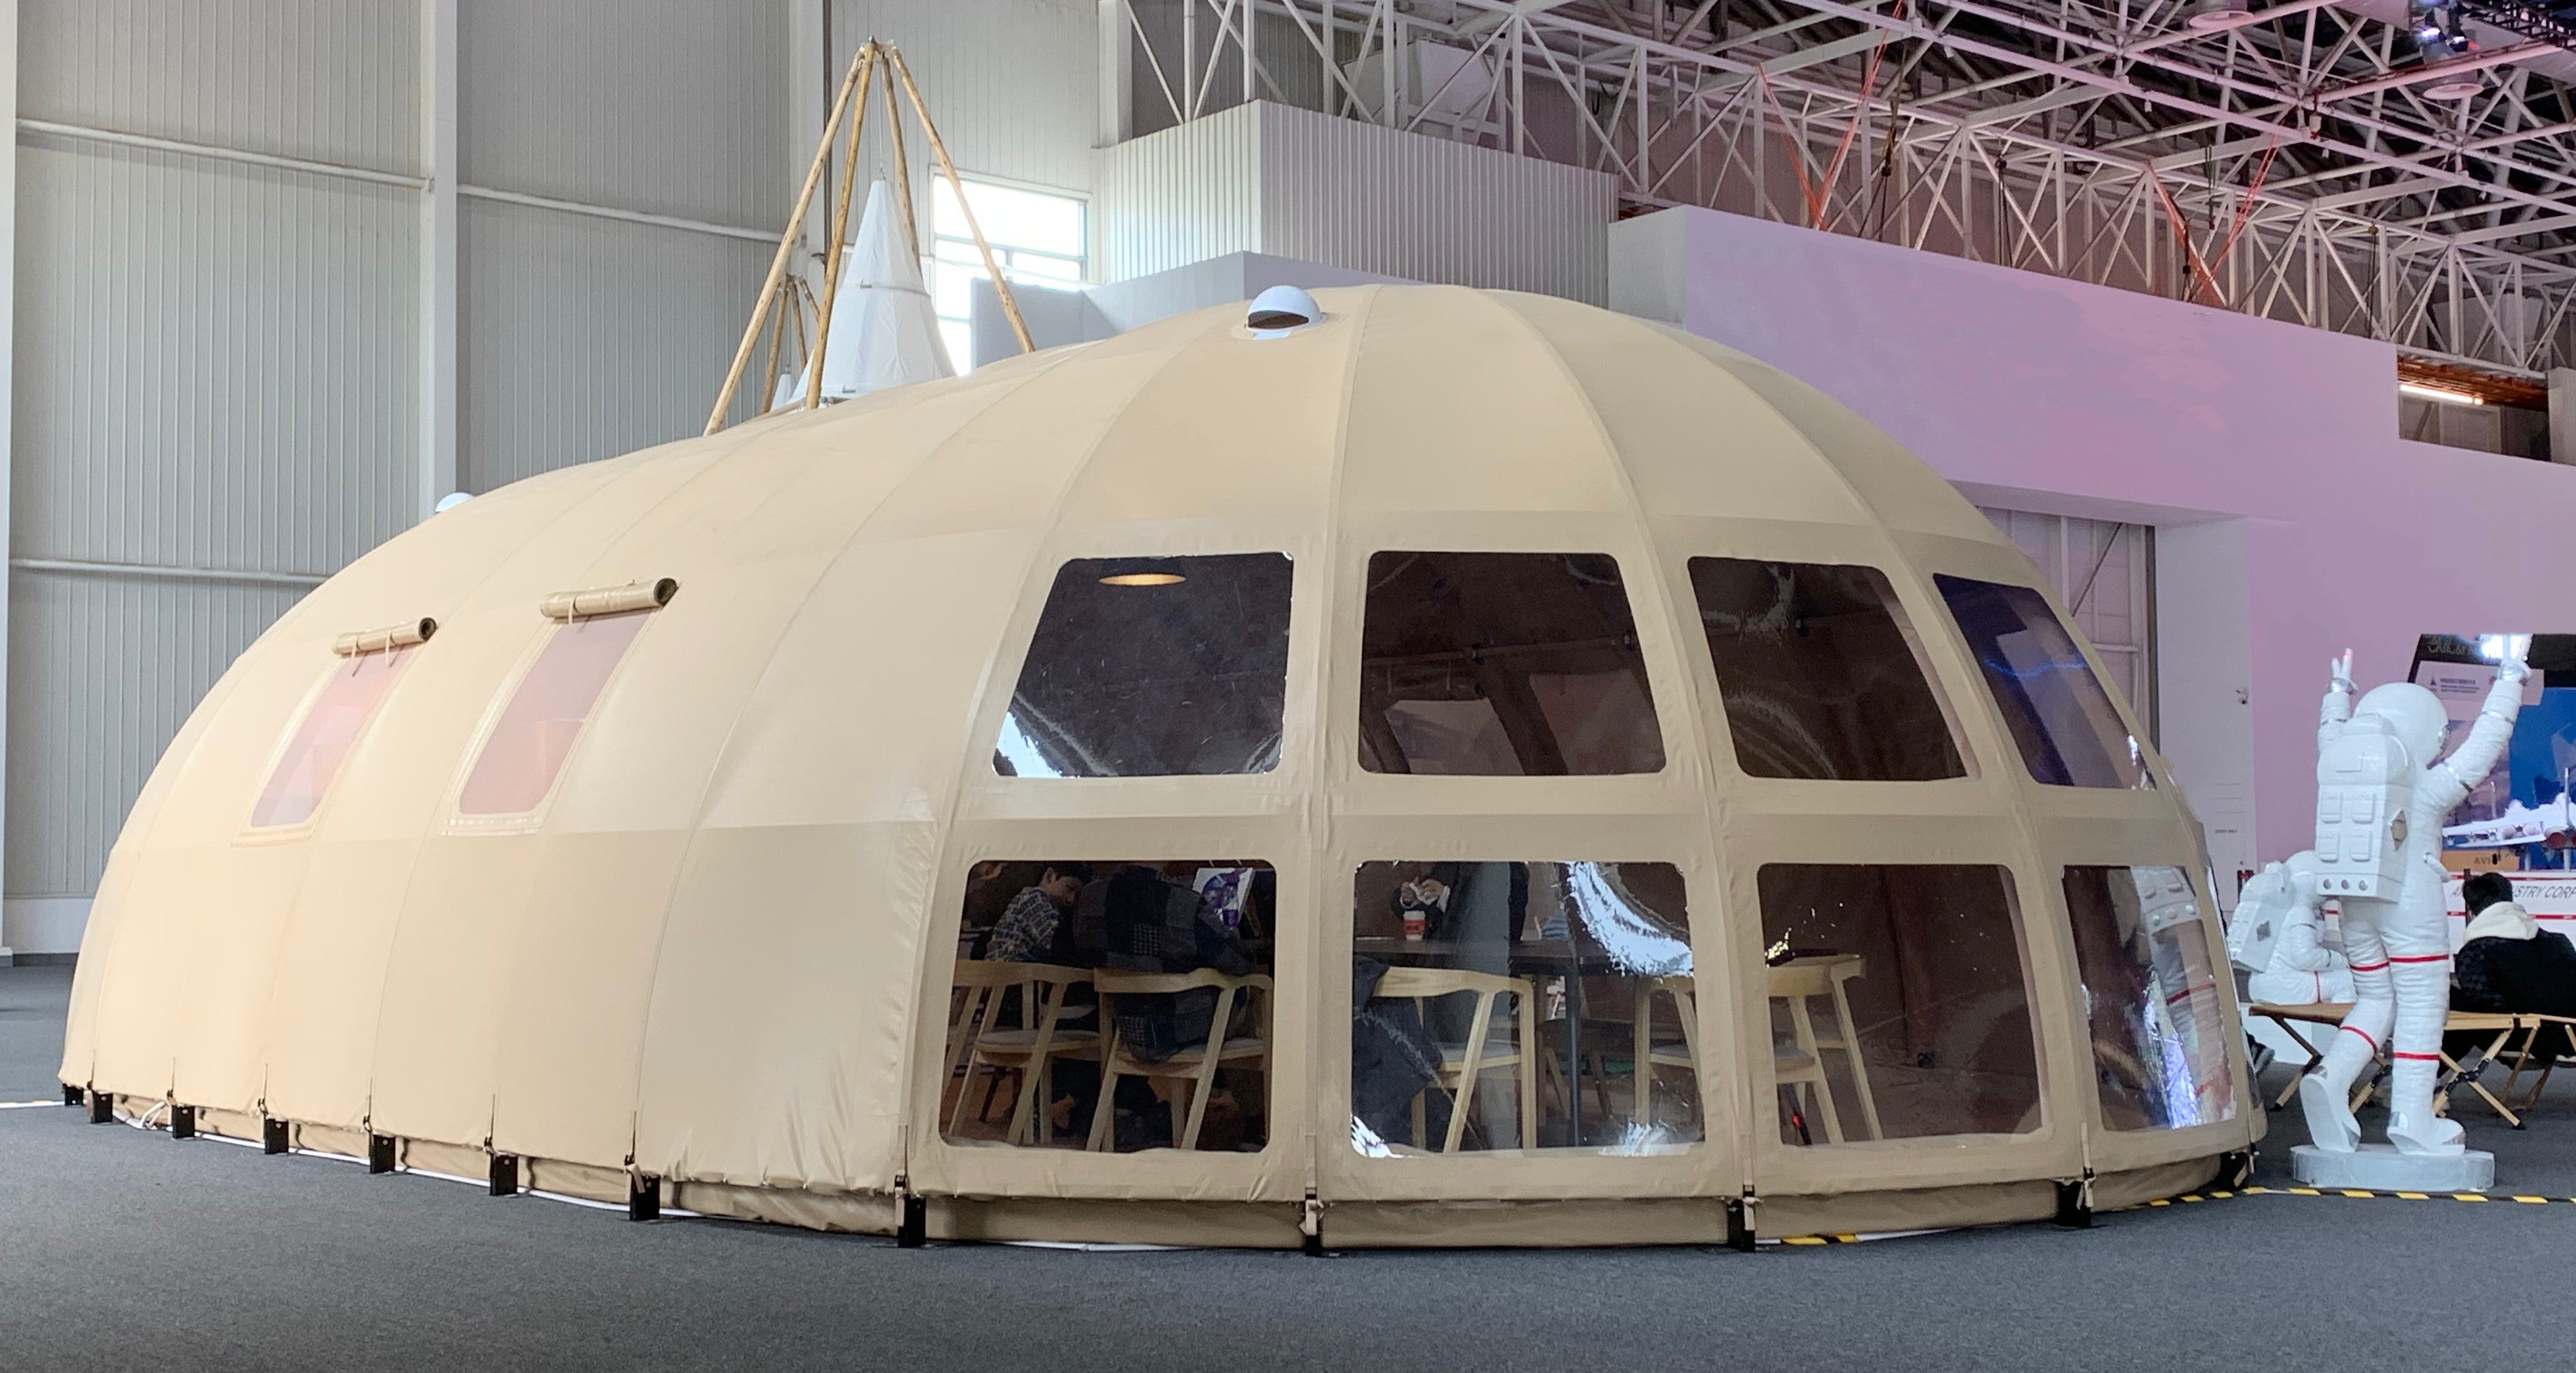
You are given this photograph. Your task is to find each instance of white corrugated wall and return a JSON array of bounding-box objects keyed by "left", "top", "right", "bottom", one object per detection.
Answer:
[
  {"left": 455, "top": 0, "right": 788, "bottom": 492},
  {"left": 1099, "top": 101, "right": 1613, "bottom": 303},
  {"left": 6, "top": 2, "right": 1111, "bottom": 950},
  {"left": 11, "top": 1, "right": 424, "bottom": 914}
]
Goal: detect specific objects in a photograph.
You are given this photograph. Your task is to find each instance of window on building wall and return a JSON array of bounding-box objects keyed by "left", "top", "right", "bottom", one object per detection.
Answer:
[
  {"left": 931, "top": 177, "right": 1086, "bottom": 372},
  {"left": 250, "top": 644, "right": 420, "bottom": 828},
  {"left": 1688, "top": 557, "right": 1967, "bottom": 781},
  {"left": 995, "top": 554, "right": 1294, "bottom": 778},
  {"left": 459, "top": 611, "right": 652, "bottom": 816},
  {"left": 1358, "top": 552, "right": 1666, "bottom": 776}
]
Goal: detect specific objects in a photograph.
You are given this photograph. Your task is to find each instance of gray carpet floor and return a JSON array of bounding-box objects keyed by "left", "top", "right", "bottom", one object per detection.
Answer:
[{"left": 6, "top": 963, "right": 2575, "bottom": 1371}]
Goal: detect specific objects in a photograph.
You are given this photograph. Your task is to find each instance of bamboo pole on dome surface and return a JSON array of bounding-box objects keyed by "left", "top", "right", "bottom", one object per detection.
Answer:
[
  {"left": 885, "top": 44, "right": 1034, "bottom": 354},
  {"left": 704, "top": 41, "right": 874, "bottom": 435},
  {"left": 804, "top": 42, "right": 879, "bottom": 412},
  {"left": 755, "top": 276, "right": 818, "bottom": 418}
]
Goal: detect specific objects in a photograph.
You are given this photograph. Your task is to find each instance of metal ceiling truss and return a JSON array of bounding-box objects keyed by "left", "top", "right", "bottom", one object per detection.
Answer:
[{"left": 1124, "top": 0, "right": 2576, "bottom": 378}]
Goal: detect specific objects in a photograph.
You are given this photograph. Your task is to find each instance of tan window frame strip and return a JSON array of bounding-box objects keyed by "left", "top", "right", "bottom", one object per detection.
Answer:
[
  {"left": 332, "top": 618, "right": 438, "bottom": 657},
  {"left": 540, "top": 578, "right": 680, "bottom": 622}
]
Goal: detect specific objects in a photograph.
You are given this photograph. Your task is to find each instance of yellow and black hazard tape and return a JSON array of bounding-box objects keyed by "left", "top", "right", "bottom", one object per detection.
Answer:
[
  {"left": 2137, "top": 1185, "right": 2576, "bottom": 1208},
  {"left": 1757, "top": 1186, "right": 2576, "bottom": 1244}
]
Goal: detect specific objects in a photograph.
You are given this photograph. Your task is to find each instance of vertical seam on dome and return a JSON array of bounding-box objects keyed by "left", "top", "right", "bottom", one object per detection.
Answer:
[
  {"left": 612, "top": 348, "right": 1095, "bottom": 1186},
  {"left": 1309, "top": 282, "right": 1386, "bottom": 1201},
  {"left": 1478, "top": 291, "right": 1757, "bottom": 1197},
  {"left": 891, "top": 307, "right": 1245, "bottom": 1196}
]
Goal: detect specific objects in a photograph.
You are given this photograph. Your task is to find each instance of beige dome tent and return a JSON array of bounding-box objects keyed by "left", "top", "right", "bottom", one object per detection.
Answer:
[{"left": 59, "top": 285, "right": 2256, "bottom": 1247}]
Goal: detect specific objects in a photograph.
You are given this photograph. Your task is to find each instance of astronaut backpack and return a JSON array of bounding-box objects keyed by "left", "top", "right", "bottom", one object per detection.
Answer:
[{"left": 2313, "top": 712, "right": 2413, "bottom": 899}]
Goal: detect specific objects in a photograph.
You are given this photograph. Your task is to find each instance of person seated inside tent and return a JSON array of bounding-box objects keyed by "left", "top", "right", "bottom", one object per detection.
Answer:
[
  {"left": 984, "top": 863, "right": 1091, "bottom": 964},
  {"left": 1065, "top": 863, "right": 1265, "bottom": 1151},
  {"left": 2452, "top": 871, "right": 2576, "bottom": 1064}
]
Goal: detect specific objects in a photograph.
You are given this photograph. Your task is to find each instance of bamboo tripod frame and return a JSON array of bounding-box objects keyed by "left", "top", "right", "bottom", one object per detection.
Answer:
[{"left": 705, "top": 40, "right": 1034, "bottom": 436}]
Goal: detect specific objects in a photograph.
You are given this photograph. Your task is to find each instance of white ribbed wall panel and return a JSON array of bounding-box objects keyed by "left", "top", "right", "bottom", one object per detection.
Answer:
[
  {"left": 460, "top": 0, "right": 787, "bottom": 226},
  {"left": 1098, "top": 107, "right": 1262, "bottom": 283},
  {"left": 459, "top": 198, "right": 771, "bottom": 493},
  {"left": 1100, "top": 102, "right": 1614, "bottom": 303},
  {"left": 7, "top": 571, "right": 304, "bottom": 896},
  {"left": 14, "top": 135, "right": 422, "bottom": 571},
  {"left": 20, "top": 0, "right": 419, "bottom": 173},
  {"left": 828, "top": 0, "right": 1098, "bottom": 202}
]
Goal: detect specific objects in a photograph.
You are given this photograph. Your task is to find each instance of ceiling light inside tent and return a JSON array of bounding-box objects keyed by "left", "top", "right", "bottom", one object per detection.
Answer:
[
  {"left": 2400, "top": 381, "right": 2483, "bottom": 405},
  {"left": 1097, "top": 558, "right": 1187, "bottom": 588},
  {"left": 2421, "top": 74, "right": 2485, "bottom": 100}
]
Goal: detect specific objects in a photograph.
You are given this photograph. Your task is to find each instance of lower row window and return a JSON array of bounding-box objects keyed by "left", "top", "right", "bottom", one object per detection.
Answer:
[
  {"left": 942, "top": 859, "right": 2230, "bottom": 1157},
  {"left": 945, "top": 860, "right": 1276, "bottom": 1154}
]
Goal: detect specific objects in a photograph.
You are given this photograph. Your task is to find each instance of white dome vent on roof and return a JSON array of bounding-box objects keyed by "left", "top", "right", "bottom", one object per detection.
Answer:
[
  {"left": 59, "top": 285, "right": 2251, "bottom": 1248},
  {"left": 1246, "top": 284, "right": 1322, "bottom": 332}
]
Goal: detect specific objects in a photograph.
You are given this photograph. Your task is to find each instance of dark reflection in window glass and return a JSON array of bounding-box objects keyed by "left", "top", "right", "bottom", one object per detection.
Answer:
[
  {"left": 944, "top": 859, "right": 1274, "bottom": 1154},
  {"left": 1756, "top": 864, "right": 2041, "bottom": 1143},
  {"left": 1934, "top": 575, "right": 2150, "bottom": 790},
  {"left": 1350, "top": 861, "right": 1699, "bottom": 1156},
  {"left": 2062, "top": 865, "right": 2235, "bottom": 1131},
  {"left": 1358, "top": 553, "right": 1664, "bottom": 776},
  {"left": 996, "top": 555, "right": 1292, "bottom": 778},
  {"left": 1689, "top": 558, "right": 1967, "bottom": 781}
]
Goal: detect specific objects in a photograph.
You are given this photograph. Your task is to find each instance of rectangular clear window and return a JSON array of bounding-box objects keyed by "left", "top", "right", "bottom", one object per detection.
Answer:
[
  {"left": 994, "top": 554, "right": 1293, "bottom": 778},
  {"left": 250, "top": 645, "right": 418, "bottom": 827},
  {"left": 458, "top": 611, "right": 650, "bottom": 816},
  {"left": 945, "top": 860, "right": 1274, "bottom": 1154},
  {"left": 1351, "top": 861, "right": 1698, "bottom": 1155},
  {"left": 1935, "top": 575, "right": 2150, "bottom": 789},
  {"left": 1757, "top": 863, "right": 2042, "bottom": 1143},
  {"left": 1359, "top": 553, "right": 1665, "bottom": 776},
  {"left": 2061, "top": 865, "right": 2236, "bottom": 1131},
  {"left": 1689, "top": 557, "right": 1967, "bottom": 780},
  {"left": 930, "top": 178, "right": 1086, "bottom": 373}
]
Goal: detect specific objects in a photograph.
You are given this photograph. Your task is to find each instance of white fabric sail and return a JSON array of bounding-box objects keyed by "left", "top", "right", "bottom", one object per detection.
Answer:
[{"left": 790, "top": 178, "right": 955, "bottom": 403}]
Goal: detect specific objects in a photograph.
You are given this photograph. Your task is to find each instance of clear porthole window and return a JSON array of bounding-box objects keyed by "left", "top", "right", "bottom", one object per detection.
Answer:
[
  {"left": 1935, "top": 574, "right": 2151, "bottom": 790},
  {"left": 1689, "top": 557, "right": 1968, "bottom": 781},
  {"left": 994, "top": 554, "right": 1293, "bottom": 778},
  {"left": 1358, "top": 552, "right": 1665, "bottom": 776}
]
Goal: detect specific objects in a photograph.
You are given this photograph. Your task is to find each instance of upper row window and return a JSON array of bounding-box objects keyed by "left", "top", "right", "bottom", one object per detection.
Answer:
[{"left": 995, "top": 555, "right": 2146, "bottom": 787}]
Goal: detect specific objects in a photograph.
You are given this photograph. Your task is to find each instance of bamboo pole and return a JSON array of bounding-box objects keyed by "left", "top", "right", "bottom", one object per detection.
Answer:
[
  {"left": 760, "top": 276, "right": 791, "bottom": 414},
  {"left": 886, "top": 46, "right": 1034, "bottom": 353},
  {"left": 879, "top": 53, "right": 922, "bottom": 264},
  {"left": 805, "top": 43, "right": 879, "bottom": 412},
  {"left": 704, "top": 43, "right": 872, "bottom": 435}
]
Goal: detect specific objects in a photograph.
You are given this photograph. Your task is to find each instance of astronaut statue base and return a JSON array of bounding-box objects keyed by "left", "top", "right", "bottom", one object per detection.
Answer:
[{"left": 2291, "top": 1142, "right": 2493, "bottom": 1193}]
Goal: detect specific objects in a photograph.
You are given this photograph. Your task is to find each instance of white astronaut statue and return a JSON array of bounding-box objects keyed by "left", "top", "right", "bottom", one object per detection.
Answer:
[
  {"left": 2227, "top": 853, "right": 2356, "bottom": 1064},
  {"left": 2298, "top": 651, "right": 2526, "bottom": 1156}
]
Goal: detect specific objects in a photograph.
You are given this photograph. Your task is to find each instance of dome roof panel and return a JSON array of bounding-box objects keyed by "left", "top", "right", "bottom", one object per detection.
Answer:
[
  {"left": 1337, "top": 288, "right": 1628, "bottom": 518},
  {"left": 1488, "top": 293, "right": 1877, "bottom": 527}
]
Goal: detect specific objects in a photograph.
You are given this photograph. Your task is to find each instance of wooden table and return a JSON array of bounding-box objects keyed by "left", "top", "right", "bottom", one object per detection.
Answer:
[{"left": 2248, "top": 1001, "right": 2576, "bottom": 1129}]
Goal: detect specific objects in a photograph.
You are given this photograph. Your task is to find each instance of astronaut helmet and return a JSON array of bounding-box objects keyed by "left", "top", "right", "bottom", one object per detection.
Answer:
[{"left": 2353, "top": 681, "right": 2446, "bottom": 766}]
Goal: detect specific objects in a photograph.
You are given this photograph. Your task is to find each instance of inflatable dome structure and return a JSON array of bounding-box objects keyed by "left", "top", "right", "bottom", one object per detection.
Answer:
[{"left": 62, "top": 286, "right": 2255, "bottom": 1246}]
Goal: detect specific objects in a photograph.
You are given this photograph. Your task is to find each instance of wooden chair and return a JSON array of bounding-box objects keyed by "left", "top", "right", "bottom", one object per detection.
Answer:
[
  {"left": 1373, "top": 966, "right": 1540, "bottom": 1152},
  {"left": 1085, "top": 969, "right": 1272, "bottom": 1151},
  {"left": 1635, "top": 975, "right": 1701, "bottom": 1130},
  {"left": 1768, "top": 956, "right": 1882, "bottom": 1144},
  {"left": 945, "top": 961, "right": 1100, "bottom": 1147}
]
